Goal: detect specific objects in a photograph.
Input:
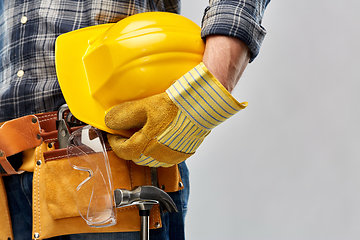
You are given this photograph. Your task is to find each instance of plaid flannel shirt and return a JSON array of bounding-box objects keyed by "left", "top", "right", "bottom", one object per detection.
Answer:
[{"left": 0, "top": 0, "right": 269, "bottom": 122}]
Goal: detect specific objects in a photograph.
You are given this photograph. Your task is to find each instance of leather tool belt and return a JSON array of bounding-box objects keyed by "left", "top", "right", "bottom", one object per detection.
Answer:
[
  {"left": 0, "top": 112, "right": 183, "bottom": 240},
  {"left": 0, "top": 114, "right": 43, "bottom": 175}
]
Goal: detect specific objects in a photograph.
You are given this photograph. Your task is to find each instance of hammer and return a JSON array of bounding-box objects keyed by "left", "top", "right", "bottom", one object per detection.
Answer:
[{"left": 114, "top": 186, "right": 178, "bottom": 240}]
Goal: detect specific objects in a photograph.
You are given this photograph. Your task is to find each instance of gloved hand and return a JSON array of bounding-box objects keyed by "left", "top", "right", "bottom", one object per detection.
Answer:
[{"left": 105, "top": 62, "right": 247, "bottom": 167}]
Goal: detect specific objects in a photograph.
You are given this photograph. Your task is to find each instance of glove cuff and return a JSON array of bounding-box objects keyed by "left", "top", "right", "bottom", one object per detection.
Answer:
[{"left": 166, "top": 62, "right": 247, "bottom": 130}]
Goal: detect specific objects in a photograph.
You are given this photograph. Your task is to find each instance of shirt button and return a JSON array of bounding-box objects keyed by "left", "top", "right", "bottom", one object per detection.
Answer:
[
  {"left": 21, "top": 16, "right": 28, "bottom": 24},
  {"left": 17, "top": 70, "right": 24, "bottom": 77}
]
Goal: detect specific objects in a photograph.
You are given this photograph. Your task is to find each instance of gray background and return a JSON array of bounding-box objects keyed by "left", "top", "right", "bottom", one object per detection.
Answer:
[{"left": 181, "top": 1, "right": 360, "bottom": 239}]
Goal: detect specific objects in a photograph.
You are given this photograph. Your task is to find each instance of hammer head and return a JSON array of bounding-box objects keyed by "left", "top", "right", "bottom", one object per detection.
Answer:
[{"left": 114, "top": 186, "right": 178, "bottom": 213}]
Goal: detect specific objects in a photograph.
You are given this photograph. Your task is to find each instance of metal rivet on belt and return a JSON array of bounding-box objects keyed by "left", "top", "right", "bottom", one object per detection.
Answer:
[
  {"left": 155, "top": 222, "right": 161, "bottom": 228},
  {"left": 34, "top": 233, "right": 40, "bottom": 239},
  {"left": 161, "top": 185, "right": 165, "bottom": 190},
  {"left": 36, "top": 134, "right": 41, "bottom": 140},
  {"left": 48, "top": 142, "right": 53, "bottom": 148},
  {"left": 179, "top": 182, "right": 184, "bottom": 188},
  {"left": 36, "top": 160, "right": 42, "bottom": 166},
  {"left": 32, "top": 117, "right": 37, "bottom": 123}
]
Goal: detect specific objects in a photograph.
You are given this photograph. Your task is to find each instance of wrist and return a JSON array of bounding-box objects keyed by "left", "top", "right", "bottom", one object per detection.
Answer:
[{"left": 202, "top": 35, "right": 250, "bottom": 93}]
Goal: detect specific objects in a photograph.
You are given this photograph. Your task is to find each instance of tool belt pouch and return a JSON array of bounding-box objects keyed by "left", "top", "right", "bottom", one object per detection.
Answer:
[
  {"left": 0, "top": 115, "right": 43, "bottom": 176},
  {"left": 0, "top": 113, "right": 184, "bottom": 240},
  {"left": 33, "top": 127, "right": 183, "bottom": 239}
]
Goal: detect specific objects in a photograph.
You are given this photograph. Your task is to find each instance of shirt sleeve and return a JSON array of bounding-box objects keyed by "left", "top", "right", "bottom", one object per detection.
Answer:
[{"left": 201, "top": 0, "right": 271, "bottom": 62}]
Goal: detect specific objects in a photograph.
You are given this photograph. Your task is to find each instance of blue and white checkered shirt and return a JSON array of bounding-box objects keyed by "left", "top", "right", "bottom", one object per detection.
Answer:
[{"left": 0, "top": 0, "right": 269, "bottom": 122}]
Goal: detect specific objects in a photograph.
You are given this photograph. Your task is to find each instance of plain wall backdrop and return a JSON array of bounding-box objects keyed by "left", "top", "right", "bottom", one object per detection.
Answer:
[{"left": 181, "top": 1, "right": 360, "bottom": 239}]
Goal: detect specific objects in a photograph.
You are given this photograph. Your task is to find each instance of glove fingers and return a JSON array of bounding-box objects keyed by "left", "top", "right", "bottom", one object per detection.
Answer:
[
  {"left": 108, "top": 133, "right": 174, "bottom": 167},
  {"left": 108, "top": 133, "right": 148, "bottom": 160}
]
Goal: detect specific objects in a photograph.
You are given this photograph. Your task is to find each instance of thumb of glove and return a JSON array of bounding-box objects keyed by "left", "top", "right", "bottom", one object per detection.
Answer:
[
  {"left": 105, "top": 93, "right": 179, "bottom": 163},
  {"left": 105, "top": 100, "right": 148, "bottom": 131}
]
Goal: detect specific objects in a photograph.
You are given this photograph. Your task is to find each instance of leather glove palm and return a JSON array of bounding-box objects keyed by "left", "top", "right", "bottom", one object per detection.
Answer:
[{"left": 105, "top": 63, "right": 247, "bottom": 167}]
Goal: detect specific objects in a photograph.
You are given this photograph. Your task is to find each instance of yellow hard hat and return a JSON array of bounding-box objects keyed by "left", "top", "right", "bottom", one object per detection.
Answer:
[{"left": 55, "top": 12, "right": 204, "bottom": 136}]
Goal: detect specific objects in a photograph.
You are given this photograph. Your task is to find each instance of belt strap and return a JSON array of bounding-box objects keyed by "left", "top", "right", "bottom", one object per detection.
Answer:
[
  {"left": 0, "top": 115, "right": 43, "bottom": 175},
  {"left": 0, "top": 111, "right": 85, "bottom": 175}
]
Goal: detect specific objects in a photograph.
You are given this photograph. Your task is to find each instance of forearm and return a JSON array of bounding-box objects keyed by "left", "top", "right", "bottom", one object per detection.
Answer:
[
  {"left": 202, "top": 35, "right": 250, "bottom": 93},
  {"left": 201, "top": 0, "right": 270, "bottom": 92}
]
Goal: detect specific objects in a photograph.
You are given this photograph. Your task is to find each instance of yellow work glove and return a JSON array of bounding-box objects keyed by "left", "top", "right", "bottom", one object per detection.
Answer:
[{"left": 105, "top": 62, "right": 247, "bottom": 167}]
